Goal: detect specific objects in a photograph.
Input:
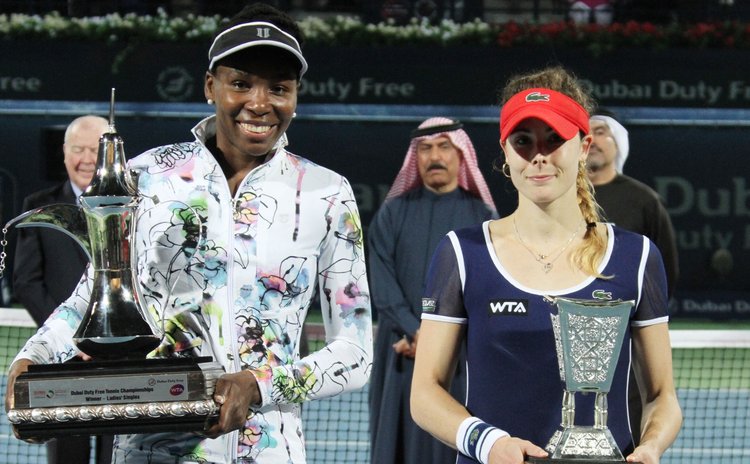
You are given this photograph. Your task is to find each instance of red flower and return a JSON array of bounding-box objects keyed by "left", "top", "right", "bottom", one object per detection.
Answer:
[{"left": 488, "top": 19, "right": 750, "bottom": 53}]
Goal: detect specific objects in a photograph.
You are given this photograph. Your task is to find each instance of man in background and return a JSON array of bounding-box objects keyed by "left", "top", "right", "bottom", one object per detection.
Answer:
[
  {"left": 587, "top": 109, "right": 679, "bottom": 444},
  {"left": 368, "top": 117, "right": 497, "bottom": 464},
  {"left": 587, "top": 109, "right": 679, "bottom": 298},
  {"left": 13, "top": 115, "right": 113, "bottom": 464}
]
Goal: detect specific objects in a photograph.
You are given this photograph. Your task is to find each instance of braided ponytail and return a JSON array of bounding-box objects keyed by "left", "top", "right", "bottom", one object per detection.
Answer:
[{"left": 571, "top": 159, "right": 608, "bottom": 277}]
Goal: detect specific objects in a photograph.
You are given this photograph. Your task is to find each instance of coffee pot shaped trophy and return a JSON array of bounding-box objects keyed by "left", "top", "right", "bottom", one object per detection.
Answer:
[
  {"left": 529, "top": 296, "right": 637, "bottom": 464},
  {"left": 5, "top": 90, "right": 223, "bottom": 439}
]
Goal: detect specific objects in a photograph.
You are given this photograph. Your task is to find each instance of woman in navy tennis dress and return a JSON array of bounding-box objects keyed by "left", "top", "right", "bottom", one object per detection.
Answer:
[{"left": 410, "top": 67, "right": 683, "bottom": 464}]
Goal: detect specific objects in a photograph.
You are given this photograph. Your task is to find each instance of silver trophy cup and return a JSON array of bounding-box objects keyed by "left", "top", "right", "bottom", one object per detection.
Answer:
[
  {"left": 5, "top": 90, "right": 222, "bottom": 439},
  {"left": 531, "top": 296, "right": 635, "bottom": 463}
]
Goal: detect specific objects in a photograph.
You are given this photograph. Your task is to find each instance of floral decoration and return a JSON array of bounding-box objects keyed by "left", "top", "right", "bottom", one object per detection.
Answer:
[{"left": 1, "top": 9, "right": 749, "bottom": 55}]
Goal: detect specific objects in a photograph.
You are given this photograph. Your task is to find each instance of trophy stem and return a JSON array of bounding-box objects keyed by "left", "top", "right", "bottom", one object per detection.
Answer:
[
  {"left": 595, "top": 392, "right": 608, "bottom": 429},
  {"left": 562, "top": 390, "right": 575, "bottom": 428}
]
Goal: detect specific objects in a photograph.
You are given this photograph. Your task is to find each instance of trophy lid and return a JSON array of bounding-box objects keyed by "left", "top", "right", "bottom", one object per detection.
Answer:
[{"left": 81, "top": 88, "right": 136, "bottom": 200}]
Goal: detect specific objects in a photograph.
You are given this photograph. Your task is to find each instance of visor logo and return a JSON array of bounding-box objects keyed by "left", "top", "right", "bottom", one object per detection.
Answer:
[
  {"left": 257, "top": 27, "right": 270, "bottom": 38},
  {"left": 525, "top": 91, "right": 550, "bottom": 102}
]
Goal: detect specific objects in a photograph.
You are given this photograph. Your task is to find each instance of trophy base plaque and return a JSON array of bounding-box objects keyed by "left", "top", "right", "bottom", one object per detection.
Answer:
[{"left": 8, "top": 357, "right": 223, "bottom": 439}]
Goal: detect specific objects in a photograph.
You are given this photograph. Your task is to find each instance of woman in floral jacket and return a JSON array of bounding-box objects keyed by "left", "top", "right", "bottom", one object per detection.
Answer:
[{"left": 5, "top": 4, "right": 372, "bottom": 463}]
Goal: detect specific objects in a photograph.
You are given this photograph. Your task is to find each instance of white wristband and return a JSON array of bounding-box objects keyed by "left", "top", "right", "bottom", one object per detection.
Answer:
[{"left": 456, "top": 416, "right": 510, "bottom": 464}]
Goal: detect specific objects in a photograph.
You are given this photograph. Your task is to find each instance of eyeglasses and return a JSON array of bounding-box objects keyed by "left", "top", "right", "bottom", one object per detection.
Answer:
[{"left": 67, "top": 145, "right": 98, "bottom": 155}]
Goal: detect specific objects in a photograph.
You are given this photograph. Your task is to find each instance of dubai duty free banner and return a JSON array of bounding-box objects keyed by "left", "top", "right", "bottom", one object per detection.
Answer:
[{"left": 3, "top": 41, "right": 750, "bottom": 107}]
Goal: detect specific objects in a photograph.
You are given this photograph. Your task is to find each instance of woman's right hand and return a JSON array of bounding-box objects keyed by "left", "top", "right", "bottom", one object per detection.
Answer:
[{"left": 489, "top": 435, "right": 548, "bottom": 464}]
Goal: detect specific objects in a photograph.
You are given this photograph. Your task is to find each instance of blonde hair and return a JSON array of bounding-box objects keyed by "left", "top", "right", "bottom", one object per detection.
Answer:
[
  {"left": 501, "top": 66, "right": 606, "bottom": 277},
  {"left": 572, "top": 160, "right": 608, "bottom": 277}
]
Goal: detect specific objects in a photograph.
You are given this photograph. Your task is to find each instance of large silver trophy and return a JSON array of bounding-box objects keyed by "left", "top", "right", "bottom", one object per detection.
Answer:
[
  {"left": 530, "top": 297, "right": 635, "bottom": 463},
  {"left": 5, "top": 90, "right": 222, "bottom": 439}
]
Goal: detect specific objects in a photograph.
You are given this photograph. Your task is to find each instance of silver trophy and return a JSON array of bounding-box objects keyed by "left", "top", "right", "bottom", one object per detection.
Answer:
[
  {"left": 4, "top": 90, "right": 222, "bottom": 439},
  {"left": 530, "top": 296, "right": 635, "bottom": 463}
]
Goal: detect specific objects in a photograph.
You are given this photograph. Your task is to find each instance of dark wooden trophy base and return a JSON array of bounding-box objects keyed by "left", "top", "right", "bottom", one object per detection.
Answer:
[{"left": 10, "top": 357, "right": 222, "bottom": 439}]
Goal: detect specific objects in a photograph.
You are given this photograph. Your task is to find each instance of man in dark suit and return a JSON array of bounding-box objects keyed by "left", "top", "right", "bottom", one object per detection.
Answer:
[{"left": 13, "top": 115, "right": 113, "bottom": 464}]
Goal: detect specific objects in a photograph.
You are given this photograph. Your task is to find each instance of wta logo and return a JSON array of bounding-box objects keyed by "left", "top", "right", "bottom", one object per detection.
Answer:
[
  {"left": 488, "top": 299, "right": 528, "bottom": 316},
  {"left": 525, "top": 91, "right": 550, "bottom": 102},
  {"left": 170, "top": 384, "right": 185, "bottom": 396}
]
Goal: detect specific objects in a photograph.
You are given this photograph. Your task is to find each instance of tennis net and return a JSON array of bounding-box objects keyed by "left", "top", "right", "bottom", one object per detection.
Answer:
[
  {"left": 1, "top": 307, "right": 747, "bottom": 464},
  {"left": 667, "top": 329, "right": 750, "bottom": 463}
]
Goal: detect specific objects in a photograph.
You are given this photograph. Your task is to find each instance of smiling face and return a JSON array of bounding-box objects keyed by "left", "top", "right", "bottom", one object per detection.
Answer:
[
  {"left": 205, "top": 47, "right": 299, "bottom": 163},
  {"left": 416, "top": 135, "right": 462, "bottom": 194},
  {"left": 63, "top": 116, "right": 109, "bottom": 190},
  {"left": 502, "top": 118, "right": 591, "bottom": 206}
]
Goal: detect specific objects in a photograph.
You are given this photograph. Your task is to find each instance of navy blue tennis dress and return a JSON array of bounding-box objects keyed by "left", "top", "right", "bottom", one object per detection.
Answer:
[{"left": 421, "top": 222, "right": 669, "bottom": 463}]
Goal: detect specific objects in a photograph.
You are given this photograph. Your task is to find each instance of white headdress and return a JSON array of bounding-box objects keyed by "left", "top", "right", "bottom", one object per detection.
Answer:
[{"left": 590, "top": 114, "right": 629, "bottom": 174}]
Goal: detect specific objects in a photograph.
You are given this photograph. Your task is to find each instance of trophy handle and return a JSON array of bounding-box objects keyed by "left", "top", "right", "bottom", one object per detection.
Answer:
[{"left": 6, "top": 204, "right": 92, "bottom": 261}]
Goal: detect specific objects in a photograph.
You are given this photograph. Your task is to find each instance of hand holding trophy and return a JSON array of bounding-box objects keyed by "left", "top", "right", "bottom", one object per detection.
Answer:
[{"left": 4, "top": 90, "right": 223, "bottom": 440}]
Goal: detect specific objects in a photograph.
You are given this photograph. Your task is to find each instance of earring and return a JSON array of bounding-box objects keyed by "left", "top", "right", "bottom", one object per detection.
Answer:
[
  {"left": 207, "top": 99, "right": 214, "bottom": 105},
  {"left": 292, "top": 112, "right": 297, "bottom": 118},
  {"left": 502, "top": 162, "right": 511, "bottom": 178}
]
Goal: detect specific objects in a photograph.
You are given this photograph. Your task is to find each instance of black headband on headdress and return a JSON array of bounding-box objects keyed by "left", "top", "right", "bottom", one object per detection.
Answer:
[
  {"left": 208, "top": 21, "right": 308, "bottom": 76},
  {"left": 410, "top": 120, "right": 463, "bottom": 139}
]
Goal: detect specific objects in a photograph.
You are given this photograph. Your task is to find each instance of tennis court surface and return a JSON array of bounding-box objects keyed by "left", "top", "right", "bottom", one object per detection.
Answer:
[{"left": 1, "top": 308, "right": 747, "bottom": 463}]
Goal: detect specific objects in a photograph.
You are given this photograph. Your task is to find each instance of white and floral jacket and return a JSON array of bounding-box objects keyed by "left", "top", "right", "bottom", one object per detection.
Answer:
[{"left": 14, "top": 116, "right": 373, "bottom": 463}]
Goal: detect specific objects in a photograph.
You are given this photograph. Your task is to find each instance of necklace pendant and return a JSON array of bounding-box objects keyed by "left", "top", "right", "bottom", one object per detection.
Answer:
[{"left": 543, "top": 262, "right": 553, "bottom": 273}]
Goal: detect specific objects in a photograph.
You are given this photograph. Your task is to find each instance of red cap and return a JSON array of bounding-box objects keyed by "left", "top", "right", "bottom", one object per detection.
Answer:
[{"left": 500, "top": 88, "right": 590, "bottom": 143}]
